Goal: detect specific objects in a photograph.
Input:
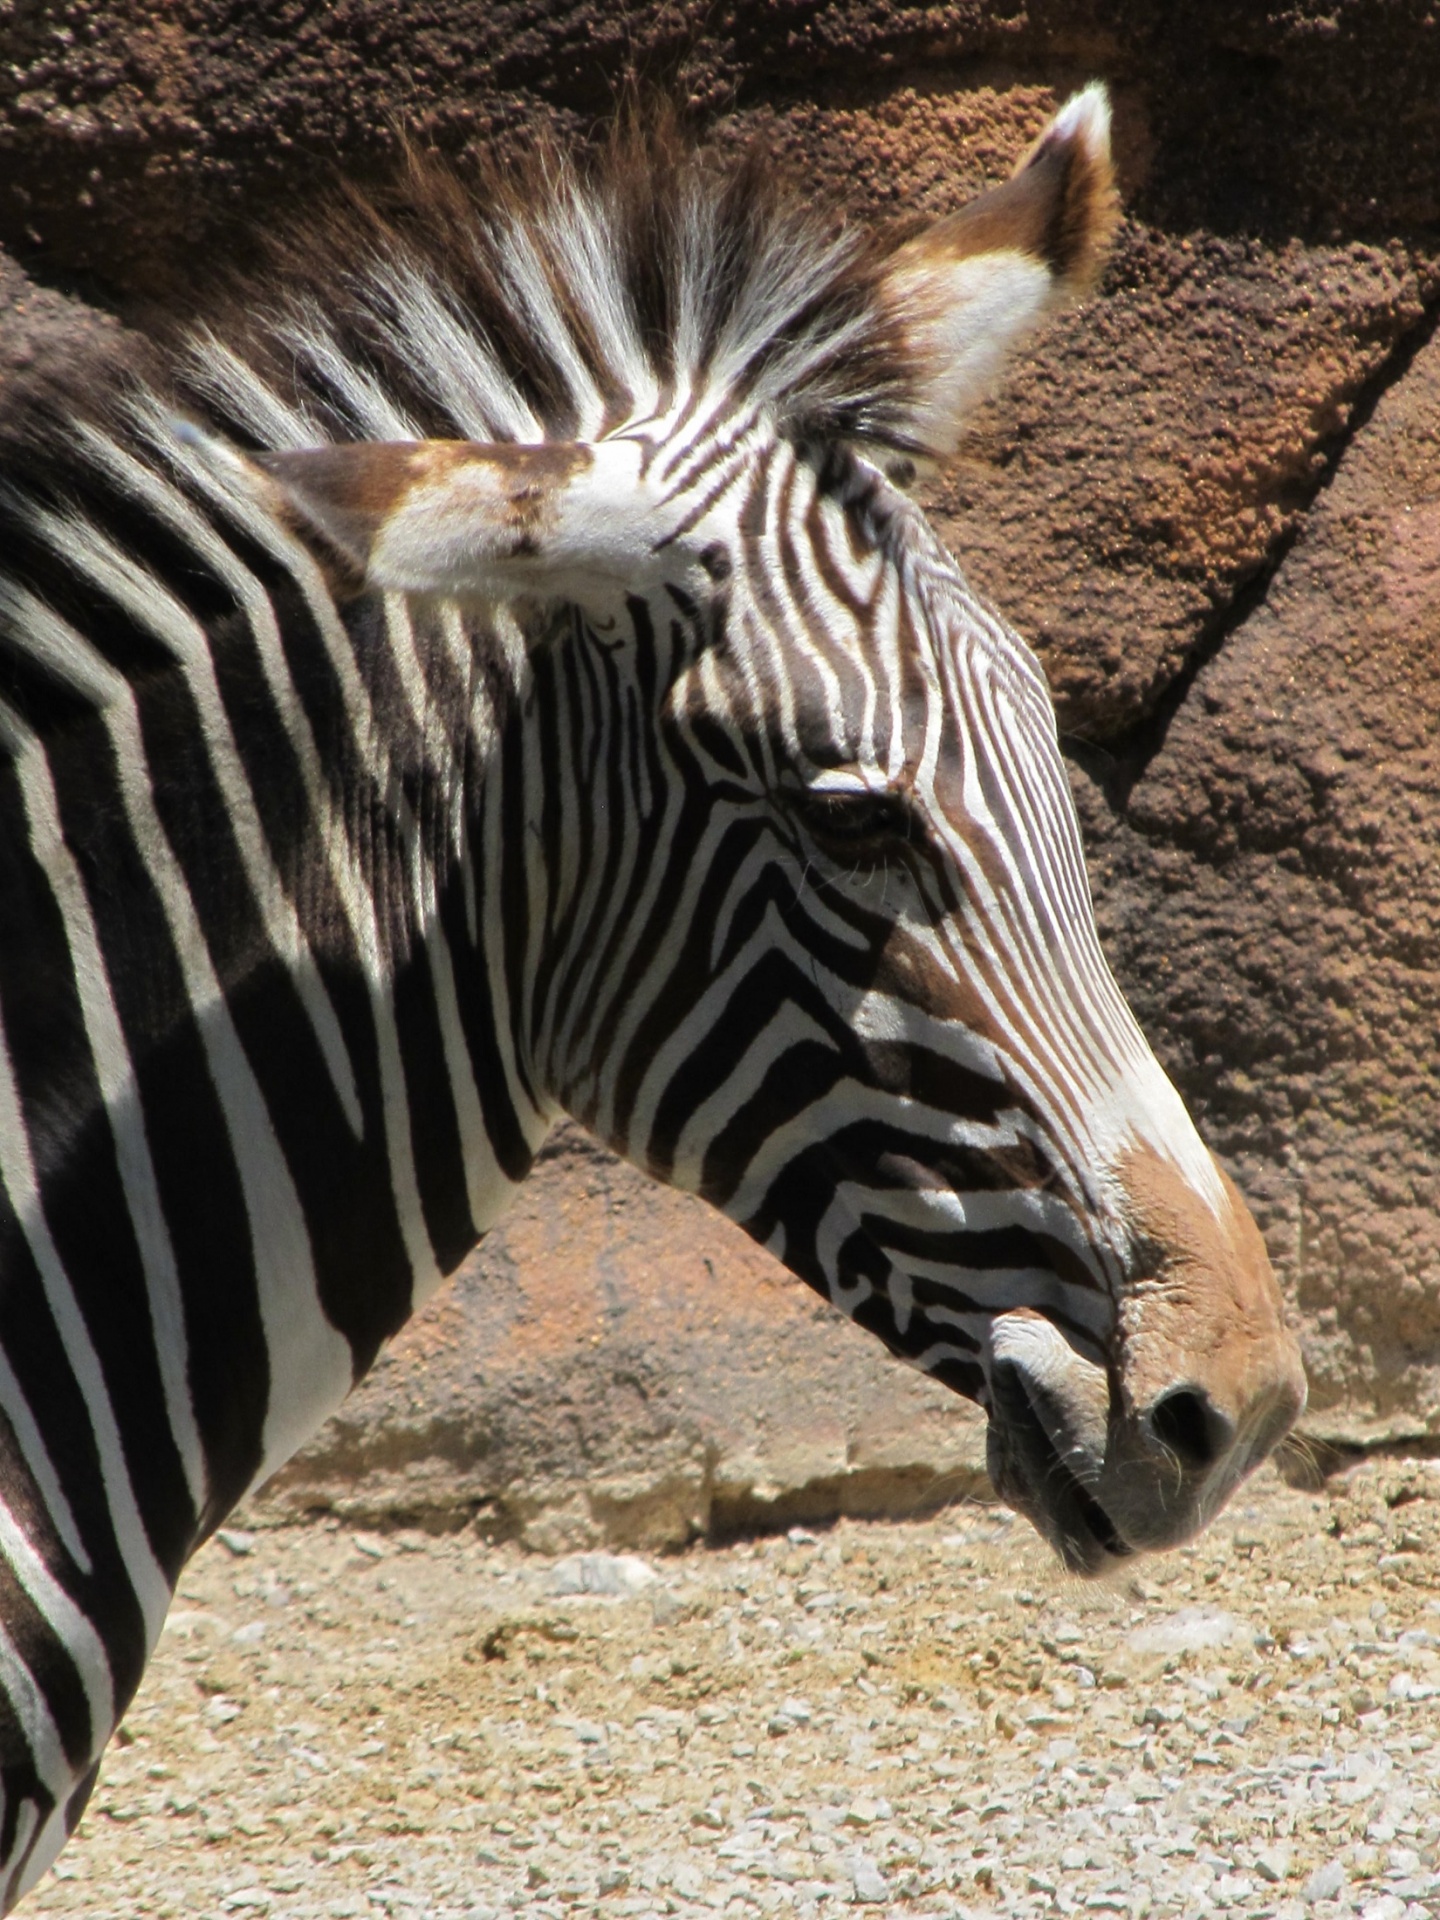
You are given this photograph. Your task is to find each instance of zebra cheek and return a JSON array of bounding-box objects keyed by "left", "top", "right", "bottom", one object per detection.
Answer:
[{"left": 881, "top": 938, "right": 923, "bottom": 987}]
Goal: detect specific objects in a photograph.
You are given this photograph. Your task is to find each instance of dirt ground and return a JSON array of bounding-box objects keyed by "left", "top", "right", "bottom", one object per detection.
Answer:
[{"left": 25, "top": 1460, "right": 1440, "bottom": 1920}]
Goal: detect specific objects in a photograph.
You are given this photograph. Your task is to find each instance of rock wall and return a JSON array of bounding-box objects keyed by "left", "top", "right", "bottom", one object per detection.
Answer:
[{"left": 4, "top": 2, "right": 1440, "bottom": 1535}]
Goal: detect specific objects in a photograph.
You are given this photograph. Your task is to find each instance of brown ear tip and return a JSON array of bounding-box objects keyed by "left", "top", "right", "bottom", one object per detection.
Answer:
[
  {"left": 1033, "top": 84, "right": 1113, "bottom": 168},
  {"left": 1020, "top": 83, "right": 1121, "bottom": 290}
]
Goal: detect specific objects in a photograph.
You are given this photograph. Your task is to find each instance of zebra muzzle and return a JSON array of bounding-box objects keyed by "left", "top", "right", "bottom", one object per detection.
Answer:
[{"left": 985, "top": 1311, "right": 1133, "bottom": 1574}]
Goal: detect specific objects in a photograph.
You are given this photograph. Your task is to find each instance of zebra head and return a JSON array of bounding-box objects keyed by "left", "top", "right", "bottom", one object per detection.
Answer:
[{"left": 216, "top": 87, "right": 1305, "bottom": 1571}]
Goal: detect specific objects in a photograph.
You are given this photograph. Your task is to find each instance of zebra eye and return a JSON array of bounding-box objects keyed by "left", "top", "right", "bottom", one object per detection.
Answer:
[{"left": 792, "top": 786, "right": 911, "bottom": 860}]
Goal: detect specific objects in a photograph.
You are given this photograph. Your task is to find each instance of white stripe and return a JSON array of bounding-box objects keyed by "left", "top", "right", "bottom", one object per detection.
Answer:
[
  {"left": 665, "top": 997, "right": 833, "bottom": 1191},
  {"left": 899, "top": 1258, "right": 1112, "bottom": 1343},
  {"left": 0, "top": 1021, "right": 170, "bottom": 1644},
  {"left": 80, "top": 415, "right": 368, "bottom": 1138},
  {"left": 478, "top": 713, "right": 554, "bottom": 1152},
  {"left": 817, "top": 1178, "right": 1106, "bottom": 1288},
  {"left": 0, "top": 574, "right": 119, "bottom": 713},
  {"left": 154, "top": 407, "right": 546, "bottom": 1251},
  {"left": 183, "top": 332, "right": 323, "bottom": 450},
  {"left": 371, "top": 261, "right": 540, "bottom": 440},
  {"left": 278, "top": 305, "right": 423, "bottom": 441},
  {"left": 0, "top": 1348, "right": 91, "bottom": 1576},
  {"left": 541, "top": 191, "right": 659, "bottom": 418},
  {"left": 7, "top": 723, "right": 206, "bottom": 1511},
  {"left": 0, "top": 1782, "right": 42, "bottom": 1910},
  {"left": 496, "top": 221, "right": 608, "bottom": 438},
  {"left": 0, "top": 1496, "right": 114, "bottom": 1756},
  {"left": 2, "top": 592, "right": 353, "bottom": 1481},
  {"left": 27, "top": 503, "right": 365, "bottom": 1143}
]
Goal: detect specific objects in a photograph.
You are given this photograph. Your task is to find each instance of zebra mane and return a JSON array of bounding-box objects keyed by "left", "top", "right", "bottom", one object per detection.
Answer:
[
  {"left": 180, "top": 115, "right": 917, "bottom": 454},
  {"left": 0, "top": 115, "right": 931, "bottom": 748}
]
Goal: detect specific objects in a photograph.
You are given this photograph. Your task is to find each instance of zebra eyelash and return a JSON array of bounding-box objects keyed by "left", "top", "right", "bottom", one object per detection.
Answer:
[{"left": 784, "top": 783, "right": 915, "bottom": 866}]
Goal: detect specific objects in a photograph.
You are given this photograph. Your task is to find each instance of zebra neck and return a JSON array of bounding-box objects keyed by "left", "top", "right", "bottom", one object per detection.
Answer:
[{"left": 0, "top": 566, "right": 554, "bottom": 1563}]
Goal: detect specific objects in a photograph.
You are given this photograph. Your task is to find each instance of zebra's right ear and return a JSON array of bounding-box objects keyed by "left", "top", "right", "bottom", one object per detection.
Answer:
[
  {"left": 871, "top": 84, "right": 1119, "bottom": 462},
  {"left": 178, "top": 428, "right": 666, "bottom": 607}
]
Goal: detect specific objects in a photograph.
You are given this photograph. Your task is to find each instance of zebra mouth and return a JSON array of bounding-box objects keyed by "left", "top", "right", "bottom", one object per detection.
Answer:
[{"left": 986, "top": 1358, "right": 1135, "bottom": 1575}]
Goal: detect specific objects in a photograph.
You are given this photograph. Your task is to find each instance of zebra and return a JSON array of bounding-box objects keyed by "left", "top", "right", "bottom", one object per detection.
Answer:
[{"left": 0, "top": 86, "right": 1304, "bottom": 1905}]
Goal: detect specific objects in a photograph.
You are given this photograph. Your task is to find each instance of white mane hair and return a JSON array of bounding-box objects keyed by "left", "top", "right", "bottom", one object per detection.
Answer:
[
  {"left": 0, "top": 94, "right": 1117, "bottom": 740},
  {"left": 178, "top": 114, "right": 928, "bottom": 456}
]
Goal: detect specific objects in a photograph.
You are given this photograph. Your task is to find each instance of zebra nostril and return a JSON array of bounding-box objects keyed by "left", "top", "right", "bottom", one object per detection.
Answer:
[{"left": 1146, "top": 1386, "right": 1234, "bottom": 1473}]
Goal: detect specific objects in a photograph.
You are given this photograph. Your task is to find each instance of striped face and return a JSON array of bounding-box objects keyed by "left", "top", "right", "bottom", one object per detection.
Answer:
[
  {"left": 484, "top": 429, "right": 1305, "bottom": 1573},
  {"left": 249, "top": 426, "right": 1303, "bottom": 1574},
  {"left": 215, "top": 84, "right": 1303, "bottom": 1569},
  {"left": 606, "top": 438, "right": 1150, "bottom": 1375}
]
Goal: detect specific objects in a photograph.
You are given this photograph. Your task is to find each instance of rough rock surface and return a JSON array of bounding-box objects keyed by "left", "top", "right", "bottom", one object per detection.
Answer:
[
  {"left": 1076, "top": 316, "right": 1440, "bottom": 1434},
  {"left": 3, "top": 4, "right": 1440, "bottom": 1520}
]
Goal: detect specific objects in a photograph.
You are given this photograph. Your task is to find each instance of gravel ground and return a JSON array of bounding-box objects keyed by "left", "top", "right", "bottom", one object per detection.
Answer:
[{"left": 26, "top": 1459, "right": 1440, "bottom": 1920}]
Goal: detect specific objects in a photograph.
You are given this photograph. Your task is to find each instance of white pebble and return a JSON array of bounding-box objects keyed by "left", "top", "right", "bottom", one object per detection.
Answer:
[
  {"left": 547, "top": 1553, "right": 656, "bottom": 1597},
  {"left": 1304, "top": 1859, "right": 1347, "bottom": 1902},
  {"left": 1126, "top": 1607, "right": 1245, "bottom": 1655},
  {"left": 850, "top": 1855, "right": 889, "bottom": 1903}
]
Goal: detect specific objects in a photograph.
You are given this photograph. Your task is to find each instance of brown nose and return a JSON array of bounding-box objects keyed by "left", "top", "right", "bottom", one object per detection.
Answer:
[
  {"left": 1095, "top": 1141, "right": 1307, "bottom": 1551},
  {"left": 983, "top": 1141, "right": 1306, "bottom": 1573}
]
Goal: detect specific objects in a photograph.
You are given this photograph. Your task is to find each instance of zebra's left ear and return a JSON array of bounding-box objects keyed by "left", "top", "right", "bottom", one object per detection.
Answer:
[
  {"left": 873, "top": 84, "right": 1119, "bottom": 462},
  {"left": 188, "top": 431, "right": 665, "bottom": 607}
]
